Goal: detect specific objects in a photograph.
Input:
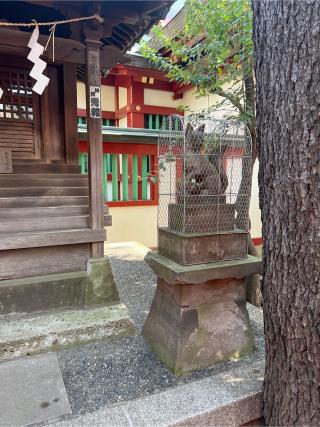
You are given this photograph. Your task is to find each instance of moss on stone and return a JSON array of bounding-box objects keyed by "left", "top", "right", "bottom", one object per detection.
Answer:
[{"left": 85, "top": 257, "right": 120, "bottom": 306}]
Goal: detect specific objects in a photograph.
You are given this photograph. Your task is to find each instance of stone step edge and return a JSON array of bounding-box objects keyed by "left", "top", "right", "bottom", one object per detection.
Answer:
[
  {"left": 46, "top": 360, "right": 264, "bottom": 427},
  {"left": 0, "top": 304, "right": 134, "bottom": 361}
]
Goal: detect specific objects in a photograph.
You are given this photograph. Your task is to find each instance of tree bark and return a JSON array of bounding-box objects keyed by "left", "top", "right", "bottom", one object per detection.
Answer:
[{"left": 252, "top": 1, "right": 320, "bottom": 425}]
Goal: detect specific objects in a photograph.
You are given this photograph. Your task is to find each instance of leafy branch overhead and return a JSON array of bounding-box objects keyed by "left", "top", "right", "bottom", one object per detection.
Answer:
[{"left": 139, "top": 0, "right": 254, "bottom": 125}]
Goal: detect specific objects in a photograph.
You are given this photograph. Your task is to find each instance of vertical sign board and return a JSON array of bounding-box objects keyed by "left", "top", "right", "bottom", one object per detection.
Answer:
[
  {"left": 0, "top": 149, "right": 13, "bottom": 173},
  {"left": 90, "top": 86, "right": 101, "bottom": 119}
]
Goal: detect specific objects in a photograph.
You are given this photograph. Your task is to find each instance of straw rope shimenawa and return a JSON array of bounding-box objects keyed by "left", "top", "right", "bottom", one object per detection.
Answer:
[
  {"left": 0, "top": 13, "right": 104, "bottom": 27},
  {"left": 0, "top": 13, "right": 104, "bottom": 91}
]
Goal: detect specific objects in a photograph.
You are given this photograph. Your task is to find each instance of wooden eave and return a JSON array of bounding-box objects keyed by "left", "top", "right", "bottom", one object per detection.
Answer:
[
  {"left": 0, "top": 27, "right": 127, "bottom": 69},
  {"left": 0, "top": 1, "right": 174, "bottom": 69},
  {"left": 78, "top": 126, "right": 159, "bottom": 145},
  {"left": 0, "top": 27, "right": 85, "bottom": 64}
]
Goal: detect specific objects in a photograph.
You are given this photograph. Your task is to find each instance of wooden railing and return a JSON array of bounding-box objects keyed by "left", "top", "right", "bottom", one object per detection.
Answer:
[{"left": 79, "top": 141, "right": 158, "bottom": 207}]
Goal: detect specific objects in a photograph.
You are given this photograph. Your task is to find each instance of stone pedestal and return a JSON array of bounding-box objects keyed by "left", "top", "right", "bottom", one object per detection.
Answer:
[
  {"left": 143, "top": 252, "right": 261, "bottom": 375},
  {"left": 158, "top": 228, "right": 248, "bottom": 265}
]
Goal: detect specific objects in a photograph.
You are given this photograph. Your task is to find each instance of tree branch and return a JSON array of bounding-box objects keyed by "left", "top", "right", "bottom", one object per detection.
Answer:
[{"left": 216, "top": 89, "right": 244, "bottom": 114}]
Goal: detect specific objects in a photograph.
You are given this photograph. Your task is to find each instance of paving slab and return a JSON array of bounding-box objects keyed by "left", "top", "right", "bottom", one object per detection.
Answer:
[
  {"left": 48, "top": 360, "right": 264, "bottom": 427},
  {"left": 0, "top": 353, "right": 71, "bottom": 427},
  {"left": 54, "top": 242, "right": 264, "bottom": 419},
  {"left": 0, "top": 303, "right": 133, "bottom": 361}
]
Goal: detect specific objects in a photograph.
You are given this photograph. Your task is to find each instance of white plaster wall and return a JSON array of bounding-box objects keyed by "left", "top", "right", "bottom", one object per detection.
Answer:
[
  {"left": 118, "top": 116, "right": 127, "bottom": 128},
  {"left": 77, "top": 82, "right": 86, "bottom": 109},
  {"left": 182, "top": 87, "right": 236, "bottom": 117},
  {"left": 118, "top": 87, "right": 127, "bottom": 109},
  {"left": 249, "top": 160, "right": 262, "bottom": 239},
  {"left": 77, "top": 83, "right": 115, "bottom": 111},
  {"left": 101, "top": 86, "right": 115, "bottom": 111},
  {"left": 144, "top": 88, "right": 181, "bottom": 108},
  {"left": 108, "top": 206, "right": 158, "bottom": 247}
]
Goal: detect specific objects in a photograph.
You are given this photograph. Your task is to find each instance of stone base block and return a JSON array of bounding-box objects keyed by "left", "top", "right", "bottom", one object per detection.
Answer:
[
  {"left": 0, "top": 257, "right": 120, "bottom": 316},
  {"left": 0, "top": 257, "right": 134, "bottom": 360},
  {"left": 0, "top": 303, "right": 134, "bottom": 361},
  {"left": 85, "top": 257, "right": 120, "bottom": 306},
  {"left": 158, "top": 228, "right": 247, "bottom": 265},
  {"left": 143, "top": 278, "right": 254, "bottom": 375}
]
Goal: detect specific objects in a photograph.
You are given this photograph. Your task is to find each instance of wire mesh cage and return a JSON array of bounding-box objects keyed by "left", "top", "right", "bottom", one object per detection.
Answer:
[{"left": 157, "top": 115, "right": 252, "bottom": 264}]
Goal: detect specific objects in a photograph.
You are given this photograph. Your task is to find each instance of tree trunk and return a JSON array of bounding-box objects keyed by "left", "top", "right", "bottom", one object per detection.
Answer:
[{"left": 252, "top": 1, "right": 320, "bottom": 425}]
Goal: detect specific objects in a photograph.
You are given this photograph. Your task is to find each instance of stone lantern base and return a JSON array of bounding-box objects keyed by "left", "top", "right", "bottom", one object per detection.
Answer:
[{"left": 143, "top": 252, "right": 261, "bottom": 376}]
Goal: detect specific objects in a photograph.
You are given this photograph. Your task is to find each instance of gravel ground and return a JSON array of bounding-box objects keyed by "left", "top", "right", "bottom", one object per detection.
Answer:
[{"left": 57, "top": 243, "right": 265, "bottom": 416}]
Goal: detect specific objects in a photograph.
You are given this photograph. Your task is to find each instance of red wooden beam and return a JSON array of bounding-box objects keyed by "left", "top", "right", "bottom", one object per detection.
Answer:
[
  {"left": 115, "top": 104, "right": 183, "bottom": 119},
  {"left": 171, "top": 82, "right": 193, "bottom": 95},
  {"left": 134, "top": 104, "right": 183, "bottom": 116},
  {"left": 107, "top": 200, "right": 158, "bottom": 207},
  {"left": 114, "top": 75, "right": 131, "bottom": 88},
  {"left": 101, "top": 74, "right": 115, "bottom": 86},
  {"left": 112, "top": 64, "right": 168, "bottom": 81},
  {"left": 127, "top": 80, "right": 144, "bottom": 105},
  {"left": 127, "top": 113, "right": 144, "bottom": 128},
  {"left": 79, "top": 141, "right": 158, "bottom": 156},
  {"left": 173, "top": 93, "right": 183, "bottom": 100},
  {"left": 132, "top": 79, "right": 172, "bottom": 91},
  {"left": 127, "top": 80, "right": 144, "bottom": 128},
  {"left": 114, "top": 106, "right": 128, "bottom": 120}
]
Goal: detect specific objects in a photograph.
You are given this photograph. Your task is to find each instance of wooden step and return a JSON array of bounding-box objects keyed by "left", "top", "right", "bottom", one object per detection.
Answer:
[
  {"left": 0, "top": 205, "right": 89, "bottom": 218},
  {"left": 0, "top": 187, "right": 89, "bottom": 197},
  {"left": 12, "top": 158, "right": 44, "bottom": 163},
  {"left": 0, "top": 228, "right": 106, "bottom": 251},
  {"left": 0, "top": 174, "right": 88, "bottom": 187},
  {"left": 0, "top": 195, "right": 89, "bottom": 208},
  {"left": 13, "top": 163, "right": 81, "bottom": 174},
  {"left": 0, "top": 215, "right": 89, "bottom": 233}
]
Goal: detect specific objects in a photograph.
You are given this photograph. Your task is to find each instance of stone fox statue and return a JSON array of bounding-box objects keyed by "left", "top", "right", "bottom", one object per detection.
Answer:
[{"left": 177, "top": 123, "right": 228, "bottom": 198}]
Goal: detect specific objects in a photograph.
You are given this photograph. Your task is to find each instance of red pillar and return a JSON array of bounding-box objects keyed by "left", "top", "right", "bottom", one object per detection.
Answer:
[{"left": 127, "top": 81, "right": 144, "bottom": 128}]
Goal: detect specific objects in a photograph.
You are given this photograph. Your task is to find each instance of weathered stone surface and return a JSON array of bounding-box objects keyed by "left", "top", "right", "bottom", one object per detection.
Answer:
[
  {"left": 0, "top": 257, "right": 120, "bottom": 316},
  {"left": 158, "top": 277, "right": 246, "bottom": 307},
  {"left": 85, "top": 257, "right": 120, "bottom": 305},
  {"left": 47, "top": 360, "right": 264, "bottom": 427},
  {"left": 143, "top": 278, "right": 254, "bottom": 375},
  {"left": 158, "top": 228, "right": 248, "bottom": 265},
  {"left": 145, "top": 251, "right": 262, "bottom": 285},
  {"left": 0, "top": 304, "right": 134, "bottom": 361},
  {"left": 0, "top": 353, "right": 71, "bottom": 426},
  {"left": 0, "top": 255, "right": 132, "bottom": 360},
  {"left": 0, "top": 271, "right": 87, "bottom": 315}
]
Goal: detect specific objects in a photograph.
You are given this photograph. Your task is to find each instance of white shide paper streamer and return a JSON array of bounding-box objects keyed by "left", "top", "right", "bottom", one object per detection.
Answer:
[{"left": 27, "top": 26, "right": 50, "bottom": 95}]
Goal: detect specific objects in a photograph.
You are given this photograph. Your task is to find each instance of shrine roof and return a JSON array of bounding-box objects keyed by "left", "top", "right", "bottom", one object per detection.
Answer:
[
  {"left": 121, "top": 53, "right": 160, "bottom": 71},
  {"left": 0, "top": 1, "right": 174, "bottom": 69},
  {"left": 147, "top": 4, "right": 186, "bottom": 51}
]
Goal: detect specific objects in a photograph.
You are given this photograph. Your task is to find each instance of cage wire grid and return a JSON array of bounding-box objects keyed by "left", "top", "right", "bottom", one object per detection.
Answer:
[{"left": 157, "top": 115, "right": 252, "bottom": 262}]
